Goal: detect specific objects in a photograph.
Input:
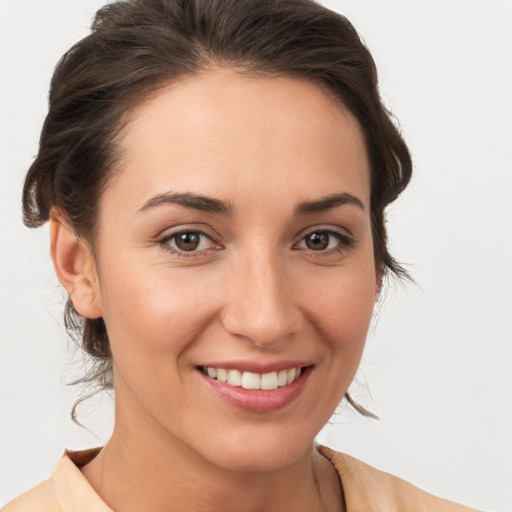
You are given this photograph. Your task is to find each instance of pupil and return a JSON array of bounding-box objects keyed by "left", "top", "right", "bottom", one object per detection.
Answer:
[
  {"left": 306, "top": 232, "right": 329, "bottom": 250},
  {"left": 176, "top": 233, "right": 200, "bottom": 251}
]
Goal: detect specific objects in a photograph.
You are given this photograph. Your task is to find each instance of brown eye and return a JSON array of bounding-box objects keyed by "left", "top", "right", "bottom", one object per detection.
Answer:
[
  {"left": 162, "top": 231, "right": 215, "bottom": 253},
  {"left": 175, "top": 232, "right": 201, "bottom": 251},
  {"left": 297, "top": 229, "right": 353, "bottom": 254},
  {"left": 304, "top": 232, "right": 330, "bottom": 250}
]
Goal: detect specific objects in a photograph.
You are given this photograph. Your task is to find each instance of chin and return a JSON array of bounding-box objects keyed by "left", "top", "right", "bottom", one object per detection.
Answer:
[{"left": 191, "top": 425, "right": 317, "bottom": 474}]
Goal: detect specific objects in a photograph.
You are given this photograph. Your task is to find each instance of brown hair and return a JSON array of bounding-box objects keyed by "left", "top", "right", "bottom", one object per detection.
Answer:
[{"left": 23, "top": 0, "right": 412, "bottom": 421}]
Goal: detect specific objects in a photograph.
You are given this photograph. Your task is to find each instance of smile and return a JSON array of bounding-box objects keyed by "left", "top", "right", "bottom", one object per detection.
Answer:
[
  {"left": 201, "top": 366, "right": 302, "bottom": 390},
  {"left": 197, "top": 363, "right": 312, "bottom": 413}
]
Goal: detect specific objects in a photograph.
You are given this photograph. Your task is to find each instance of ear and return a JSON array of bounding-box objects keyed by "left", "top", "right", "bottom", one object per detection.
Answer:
[{"left": 50, "top": 209, "right": 102, "bottom": 319}]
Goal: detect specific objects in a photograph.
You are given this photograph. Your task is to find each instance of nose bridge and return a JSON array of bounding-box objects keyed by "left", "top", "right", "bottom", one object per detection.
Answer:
[{"left": 222, "top": 242, "right": 300, "bottom": 346}]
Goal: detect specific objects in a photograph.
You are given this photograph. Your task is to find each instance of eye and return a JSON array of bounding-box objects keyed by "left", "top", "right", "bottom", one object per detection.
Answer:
[
  {"left": 296, "top": 229, "right": 353, "bottom": 252},
  {"left": 160, "top": 230, "right": 216, "bottom": 253}
]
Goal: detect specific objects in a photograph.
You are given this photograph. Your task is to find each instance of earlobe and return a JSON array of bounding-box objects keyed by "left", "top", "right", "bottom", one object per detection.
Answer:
[{"left": 50, "top": 209, "right": 102, "bottom": 319}]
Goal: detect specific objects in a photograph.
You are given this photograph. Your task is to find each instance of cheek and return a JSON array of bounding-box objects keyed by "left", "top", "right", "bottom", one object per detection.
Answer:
[
  {"left": 98, "top": 264, "right": 224, "bottom": 418},
  {"left": 304, "top": 264, "right": 377, "bottom": 346},
  {"left": 294, "top": 264, "right": 376, "bottom": 428},
  {"left": 98, "top": 260, "right": 220, "bottom": 364}
]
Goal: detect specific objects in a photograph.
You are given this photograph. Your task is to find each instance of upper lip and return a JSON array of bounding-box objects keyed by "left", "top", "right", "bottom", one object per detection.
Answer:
[{"left": 197, "top": 360, "right": 313, "bottom": 374}]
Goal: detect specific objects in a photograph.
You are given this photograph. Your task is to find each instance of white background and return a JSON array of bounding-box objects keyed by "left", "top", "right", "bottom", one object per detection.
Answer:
[{"left": 1, "top": 1, "right": 511, "bottom": 510}]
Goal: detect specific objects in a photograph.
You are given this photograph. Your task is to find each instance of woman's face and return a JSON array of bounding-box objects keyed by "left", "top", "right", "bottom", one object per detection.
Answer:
[{"left": 91, "top": 69, "right": 378, "bottom": 472}]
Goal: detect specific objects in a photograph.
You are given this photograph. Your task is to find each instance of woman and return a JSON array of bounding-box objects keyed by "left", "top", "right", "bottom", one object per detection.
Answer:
[{"left": 2, "top": 0, "right": 482, "bottom": 510}]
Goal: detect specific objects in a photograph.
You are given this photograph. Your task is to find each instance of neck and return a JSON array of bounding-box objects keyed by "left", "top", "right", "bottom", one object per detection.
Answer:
[{"left": 81, "top": 407, "right": 343, "bottom": 512}]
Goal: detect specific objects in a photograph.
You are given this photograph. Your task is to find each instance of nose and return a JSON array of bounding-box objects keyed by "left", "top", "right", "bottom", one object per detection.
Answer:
[{"left": 221, "top": 248, "right": 302, "bottom": 348}]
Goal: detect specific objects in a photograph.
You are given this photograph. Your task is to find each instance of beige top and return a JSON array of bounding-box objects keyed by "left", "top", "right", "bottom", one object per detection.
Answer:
[{"left": 3, "top": 445, "right": 479, "bottom": 511}]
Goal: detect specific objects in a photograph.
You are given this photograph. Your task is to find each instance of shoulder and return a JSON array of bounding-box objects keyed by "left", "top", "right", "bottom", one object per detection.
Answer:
[
  {"left": 318, "top": 445, "right": 481, "bottom": 512},
  {"left": 2, "top": 447, "right": 108, "bottom": 512},
  {"left": 2, "top": 479, "right": 60, "bottom": 512}
]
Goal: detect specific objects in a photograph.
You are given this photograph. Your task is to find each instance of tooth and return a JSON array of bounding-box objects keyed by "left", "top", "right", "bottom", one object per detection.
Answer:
[
  {"left": 260, "top": 372, "right": 278, "bottom": 390},
  {"left": 217, "top": 368, "right": 228, "bottom": 383},
  {"left": 210, "top": 367, "right": 301, "bottom": 388},
  {"left": 242, "top": 371, "right": 261, "bottom": 389},
  {"left": 278, "top": 370, "right": 288, "bottom": 387},
  {"left": 227, "top": 369, "right": 242, "bottom": 386},
  {"left": 287, "top": 368, "right": 297, "bottom": 385}
]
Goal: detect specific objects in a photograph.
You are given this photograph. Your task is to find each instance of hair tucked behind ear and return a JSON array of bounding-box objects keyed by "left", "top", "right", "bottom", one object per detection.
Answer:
[{"left": 23, "top": 0, "right": 411, "bottom": 423}]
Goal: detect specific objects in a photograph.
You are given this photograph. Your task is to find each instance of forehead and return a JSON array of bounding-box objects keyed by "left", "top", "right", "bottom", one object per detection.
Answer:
[{"left": 104, "top": 68, "right": 370, "bottom": 214}]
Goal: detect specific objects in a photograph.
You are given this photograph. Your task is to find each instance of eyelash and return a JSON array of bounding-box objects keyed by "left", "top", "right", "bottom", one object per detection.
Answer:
[
  {"left": 157, "top": 227, "right": 354, "bottom": 258},
  {"left": 295, "top": 228, "right": 355, "bottom": 258},
  {"left": 158, "top": 229, "right": 222, "bottom": 258}
]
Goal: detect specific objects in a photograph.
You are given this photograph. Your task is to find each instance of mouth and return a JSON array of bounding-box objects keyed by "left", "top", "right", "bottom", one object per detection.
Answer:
[{"left": 197, "top": 364, "right": 313, "bottom": 413}]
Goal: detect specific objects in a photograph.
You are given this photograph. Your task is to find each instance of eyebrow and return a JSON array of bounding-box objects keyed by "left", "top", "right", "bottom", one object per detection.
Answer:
[
  {"left": 137, "top": 191, "right": 364, "bottom": 216},
  {"left": 294, "top": 192, "right": 365, "bottom": 215},
  {"left": 138, "top": 192, "right": 234, "bottom": 215}
]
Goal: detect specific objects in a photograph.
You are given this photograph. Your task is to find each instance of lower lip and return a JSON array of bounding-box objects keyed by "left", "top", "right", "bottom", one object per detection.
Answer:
[{"left": 199, "top": 367, "right": 312, "bottom": 413}]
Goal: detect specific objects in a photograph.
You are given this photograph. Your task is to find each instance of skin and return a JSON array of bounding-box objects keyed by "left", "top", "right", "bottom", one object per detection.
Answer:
[{"left": 51, "top": 68, "right": 379, "bottom": 512}]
